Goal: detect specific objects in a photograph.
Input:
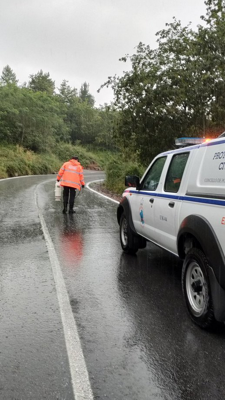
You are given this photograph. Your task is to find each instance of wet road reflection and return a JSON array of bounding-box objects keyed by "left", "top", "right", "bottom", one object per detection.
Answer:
[
  {"left": 1, "top": 173, "right": 225, "bottom": 400},
  {"left": 117, "top": 250, "right": 225, "bottom": 399},
  {"left": 60, "top": 215, "right": 84, "bottom": 264},
  {"left": 42, "top": 173, "right": 225, "bottom": 400},
  {"left": 0, "top": 175, "right": 74, "bottom": 400}
]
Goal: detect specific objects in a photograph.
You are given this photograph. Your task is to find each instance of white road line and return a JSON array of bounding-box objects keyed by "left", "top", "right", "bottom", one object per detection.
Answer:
[
  {"left": 0, "top": 174, "right": 44, "bottom": 181},
  {"left": 35, "top": 186, "right": 94, "bottom": 400},
  {"left": 86, "top": 179, "right": 120, "bottom": 204}
]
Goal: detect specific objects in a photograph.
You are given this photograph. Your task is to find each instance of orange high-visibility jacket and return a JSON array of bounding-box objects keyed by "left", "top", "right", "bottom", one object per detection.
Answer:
[{"left": 57, "top": 159, "right": 85, "bottom": 191}]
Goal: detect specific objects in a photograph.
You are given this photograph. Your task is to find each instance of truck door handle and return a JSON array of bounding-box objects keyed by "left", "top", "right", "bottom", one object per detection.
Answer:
[
  {"left": 149, "top": 198, "right": 154, "bottom": 204},
  {"left": 169, "top": 201, "right": 175, "bottom": 208}
]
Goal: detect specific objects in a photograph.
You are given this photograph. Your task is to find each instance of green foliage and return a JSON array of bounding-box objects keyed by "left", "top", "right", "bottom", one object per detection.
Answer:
[
  {"left": 6, "top": 160, "right": 30, "bottom": 177},
  {"left": 0, "top": 65, "right": 117, "bottom": 156},
  {"left": 91, "top": 149, "right": 117, "bottom": 169},
  {"left": 1, "top": 65, "right": 18, "bottom": 85},
  {"left": 0, "top": 143, "right": 105, "bottom": 179},
  {"left": 28, "top": 70, "right": 55, "bottom": 95},
  {"left": 105, "top": 156, "right": 145, "bottom": 195},
  {"left": 58, "top": 80, "right": 77, "bottom": 104},
  {"left": 2, "top": 0, "right": 225, "bottom": 201},
  {"left": 61, "top": 96, "right": 117, "bottom": 150},
  {"left": 100, "top": 0, "right": 225, "bottom": 164},
  {"left": 79, "top": 82, "right": 95, "bottom": 107},
  {"left": 0, "top": 84, "right": 69, "bottom": 152},
  {"left": 0, "top": 145, "right": 61, "bottom": 178},
  {"left": 0, "top": 165, "right": 7, "bottom": 179},
  {"left": 53, "top": 142, "right": 102, "bottom": 168},
  {"left": 92, "top": 105, "right": 117, "bottom": 150},
  {"left": 0, "top": 144, "right": 145, "bottom": 203}
]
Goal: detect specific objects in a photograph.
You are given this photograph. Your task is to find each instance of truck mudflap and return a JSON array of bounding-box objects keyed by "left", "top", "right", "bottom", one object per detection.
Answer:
[{"left": 208, "top": 266, "right": 225, "bottom": 322}]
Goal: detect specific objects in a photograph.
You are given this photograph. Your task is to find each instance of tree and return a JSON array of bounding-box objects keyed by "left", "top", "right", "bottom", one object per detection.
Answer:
[
  {"left": 198, "top": 0, "right": 225, "bottom": 131},
  {"left": 0, "top": 83, "right": 68, "bottom": 151},
  {"left": 28, "top": 70, "right": 55, "bottom": 95},
  {"left": 58, "top": 80, "right": 77, "bottom": 104},
  {"left": 66, "top": 98, "right": 96, "bottom": 145},
  {"left": 93, "top": 105, "right": 117, "bottom": 150},
  {"left": 0, "top": 70, "right": 115, "bottom": 152},
  {"left": 1, "top": 65, "right": 18, "bottom": 85},
  {"left": 100, "top": 0, "right": 225, "bottom": 164},
  {"left": 79, "top": 82, "right": 95, "bottom": 107}
]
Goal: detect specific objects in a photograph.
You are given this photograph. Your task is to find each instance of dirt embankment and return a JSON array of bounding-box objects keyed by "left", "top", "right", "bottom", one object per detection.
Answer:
[{"left": 86, "top": 162, "right": 102, "bottom": 171}]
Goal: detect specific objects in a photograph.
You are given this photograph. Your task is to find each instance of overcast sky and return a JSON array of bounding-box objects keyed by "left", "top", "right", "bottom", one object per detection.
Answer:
[{"left": 0, "top": 0, "right": 206, "bottom": 106}]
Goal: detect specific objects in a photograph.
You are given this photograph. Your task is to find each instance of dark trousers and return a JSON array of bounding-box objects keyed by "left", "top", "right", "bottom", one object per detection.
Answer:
[{"left": 63, "top": 187, "right": 76, "bottom": 210}]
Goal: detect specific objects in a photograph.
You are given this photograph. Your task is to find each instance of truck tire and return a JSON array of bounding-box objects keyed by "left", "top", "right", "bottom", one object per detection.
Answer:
[
  {"left": 120, "top": 212, "right": 139, "bottom": 255},
  {"left": 182, "top": 248, "right": 215, "bottom": 329}
]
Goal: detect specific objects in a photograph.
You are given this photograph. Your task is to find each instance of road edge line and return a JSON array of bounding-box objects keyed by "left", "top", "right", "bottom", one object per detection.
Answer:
[
  {"left": 86, "top": 179, "right": 120, "bottom": 204},
  {"left": 35, "top": 186, "right": 94, "bottom": 400}
]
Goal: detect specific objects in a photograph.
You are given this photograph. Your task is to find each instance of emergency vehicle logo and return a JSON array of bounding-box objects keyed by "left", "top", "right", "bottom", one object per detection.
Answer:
[{"left": 139, "top": 200, "right": 144, "bottom": 225}]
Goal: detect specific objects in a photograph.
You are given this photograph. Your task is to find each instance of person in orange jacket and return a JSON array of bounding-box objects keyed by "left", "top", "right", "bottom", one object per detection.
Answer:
[{"left": 57, "top": 156, "right": 85, "bottom": 214}]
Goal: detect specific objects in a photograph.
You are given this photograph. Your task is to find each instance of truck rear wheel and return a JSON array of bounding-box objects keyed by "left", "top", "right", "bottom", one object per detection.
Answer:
[
  {"left": 120, "top": 213, "right": 139, "bottom": 255},
  {"left": 182, "top": 248, "right": 215, "bottom": 329}
]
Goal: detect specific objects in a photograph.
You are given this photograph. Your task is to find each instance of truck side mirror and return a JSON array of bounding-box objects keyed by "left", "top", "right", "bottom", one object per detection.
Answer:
[{"left": 125, "top": 175, "right": 140, "bottom": 188}]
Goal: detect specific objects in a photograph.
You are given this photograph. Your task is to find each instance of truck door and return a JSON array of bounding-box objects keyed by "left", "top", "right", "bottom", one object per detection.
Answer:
[
  {"left": 153, "top": 152, "right": 190, "bottom": 253},
  {"left": 137, "top": 156, "right": 167, "bottom": 241}
]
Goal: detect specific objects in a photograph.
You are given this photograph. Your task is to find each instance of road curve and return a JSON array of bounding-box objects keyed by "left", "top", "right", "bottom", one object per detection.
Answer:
[{"left": 1, "top": 171, "right": 225, "bottom": 400}]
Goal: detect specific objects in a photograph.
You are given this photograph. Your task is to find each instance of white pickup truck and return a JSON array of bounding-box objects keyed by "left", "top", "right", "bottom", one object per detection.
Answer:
[{"left": 117, "top": 136, "right": 225, "bottom": 329}]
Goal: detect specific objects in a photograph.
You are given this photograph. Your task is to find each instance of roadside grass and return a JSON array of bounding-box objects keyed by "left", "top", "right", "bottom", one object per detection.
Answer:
[
  {"left": 105, "top": 158, "right": 145, "bottom": 195},
  {"left": 0, "top": 145, "right": 59, "bottom": 178},
  {"left": 53, "top": 143, "right": 106, "bottom": 169},
  {"left": 0, "top": 143, "right": 146, "bottom": 198},
  {"left": 0, "top": 143, "right": 105, "bottom": 179}
]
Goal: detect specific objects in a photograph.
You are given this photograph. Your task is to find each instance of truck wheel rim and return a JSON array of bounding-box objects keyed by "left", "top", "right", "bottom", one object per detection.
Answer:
[
  {"left": 121, "top": 217, "right": 128, "bottom": 246},
  {"left": 186, "top": 261, "right": 206, "bottom": 316}
]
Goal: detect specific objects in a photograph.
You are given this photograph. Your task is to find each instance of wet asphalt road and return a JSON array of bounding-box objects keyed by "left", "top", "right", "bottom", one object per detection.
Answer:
[{"left": 1, "top": 172, "right": 225, "bottom": 400}]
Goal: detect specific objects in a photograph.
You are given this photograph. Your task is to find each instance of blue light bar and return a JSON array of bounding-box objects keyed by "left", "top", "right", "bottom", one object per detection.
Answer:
[{"left": 175, "top": 137, "right": 205, "bottom": 146}]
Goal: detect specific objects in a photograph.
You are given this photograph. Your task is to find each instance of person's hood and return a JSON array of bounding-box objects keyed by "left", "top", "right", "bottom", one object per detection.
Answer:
[{"left": 70, "top": 159, "right": 80, "bottom": 166}]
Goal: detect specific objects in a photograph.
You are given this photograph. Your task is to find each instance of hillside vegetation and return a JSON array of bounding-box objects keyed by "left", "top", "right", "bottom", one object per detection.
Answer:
[
  {"left": 0, "top": 143, "right": 145, "bottom": 196},
  {"left": 0, "top": 143, "right": 105, "bottom": 179},
  {"left": 1, "top": 1, "right": 224, "bottom": 196}
]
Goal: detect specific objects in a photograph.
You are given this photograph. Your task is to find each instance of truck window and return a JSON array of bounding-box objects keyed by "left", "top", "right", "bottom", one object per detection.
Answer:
[
  {"left": 164, "top": 152, "right": 189, "bottom": 193},
  {"left": 142, "top": 156, "right": 167, "bottom": 191}
]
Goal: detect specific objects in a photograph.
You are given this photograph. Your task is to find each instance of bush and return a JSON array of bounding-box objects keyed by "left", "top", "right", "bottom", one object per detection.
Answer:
[
  {"left": 0, "top": 143, "right": 145, "bottom": 199},
  {"left": 53, "top": 142, "right": 101, "bottom": 169},
  {"left": 5, "top": 160, "right": 30, "bottom": 177},
  {"left": 0, "top": 145, "right": 56, "bottom": 177},
  {"left": 0, "top": 164, "right": 7, "bottom": 179},
  {"left": 105, "top": 157, "right": 145, "bottom": 195},
  {"left": 0, "top": 143, "right": 103, "bottom": 179},
  {"left": 31, "top": 154, "right": 61, "bottom": 174}
]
